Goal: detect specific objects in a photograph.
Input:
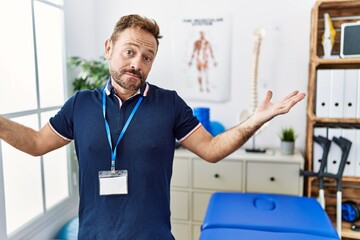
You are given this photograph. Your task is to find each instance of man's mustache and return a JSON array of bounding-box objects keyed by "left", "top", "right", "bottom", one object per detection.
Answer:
[{"left": 122, "top": 69, "right": 143, "bottom": 80}]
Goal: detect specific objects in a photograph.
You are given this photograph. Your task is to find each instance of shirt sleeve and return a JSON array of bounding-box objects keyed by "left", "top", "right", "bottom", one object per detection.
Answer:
[
  {"left": 49, "top": 93, "right": 78, "bottom": 141},
  {"left": 172, "top": 91, "right": 200, "bottom": 142}
]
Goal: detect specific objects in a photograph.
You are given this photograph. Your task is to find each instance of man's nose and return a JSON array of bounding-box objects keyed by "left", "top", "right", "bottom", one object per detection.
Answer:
[{"left": 130, "top": 56, "right": 142, "bottom": 70}]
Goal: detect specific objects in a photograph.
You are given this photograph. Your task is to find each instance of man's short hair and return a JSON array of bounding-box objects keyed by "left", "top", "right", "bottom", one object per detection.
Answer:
[{"left": 110, "top": 14, "right": 162, "bottom": 46}]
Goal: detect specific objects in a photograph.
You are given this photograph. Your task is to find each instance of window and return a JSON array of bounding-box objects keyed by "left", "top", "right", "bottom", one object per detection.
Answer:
[{"left": 0, "top": 0, "right": 74, "bottom": 238}]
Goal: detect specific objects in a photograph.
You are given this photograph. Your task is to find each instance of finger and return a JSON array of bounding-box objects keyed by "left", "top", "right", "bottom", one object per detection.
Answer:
[
  {"left": 281, "top": 91, "right": 305, "bottom": 107},
  {"left": 263, "top": 90, "right": 273, "bottom": 103},
  {"left": 287, "top": 92, "right": 306, "bottom": 105},
  {"left": 280, "top": 90, "right": 299, "bottom": 102},
  {"left": 293, "top": 93, "right": 306, "bottom": 104},
  {"left": 280, "top": 93, "right": 306, "bottom": 113}
]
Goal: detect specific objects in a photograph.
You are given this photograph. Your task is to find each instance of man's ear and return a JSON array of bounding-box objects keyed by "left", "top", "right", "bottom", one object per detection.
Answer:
[{"left": 104, "top": 39, "right": 112, "bottom": 59}]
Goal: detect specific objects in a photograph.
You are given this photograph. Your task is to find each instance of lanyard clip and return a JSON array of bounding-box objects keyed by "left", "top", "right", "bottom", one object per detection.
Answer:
[{"left": 111, "top": 160, "right": 116, "bottom": 175}]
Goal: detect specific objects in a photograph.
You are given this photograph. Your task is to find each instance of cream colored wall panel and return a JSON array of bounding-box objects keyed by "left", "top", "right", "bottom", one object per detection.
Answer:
[
  {"left": 246, "top": 162, "right": 300, "bottom": 195},
  {"left": 172, "top": 157, "right": 190, "bottom": 187},
  {"left": 193, "top": 224, "right": 202, "bottom": 240},
  {"left": 193, "top": 192, "right": 212, "bottom": 222},
  {"left": 170, "top": 190, "right": 189, "bottom": 220},
  {"left": 172, "top": 222, "right": 190, "bottom": 240},
  {"left": 193, "top": 160, "right": 242, "bottom": 191}
]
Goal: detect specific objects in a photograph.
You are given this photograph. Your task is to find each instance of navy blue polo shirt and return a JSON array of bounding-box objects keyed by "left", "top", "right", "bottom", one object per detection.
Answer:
[{"left": 49, "top": 80, "right": 200, "bottom": 239}]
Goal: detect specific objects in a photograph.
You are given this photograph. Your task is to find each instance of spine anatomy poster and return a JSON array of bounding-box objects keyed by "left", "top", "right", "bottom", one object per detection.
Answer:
[{"left": 171, "top": 16, "right": 232, "bottom": 102}]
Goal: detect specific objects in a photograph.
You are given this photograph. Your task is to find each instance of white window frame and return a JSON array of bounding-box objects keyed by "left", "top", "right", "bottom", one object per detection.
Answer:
[{"left": 0, "top": 1, "right": 78, "bottom": 239}]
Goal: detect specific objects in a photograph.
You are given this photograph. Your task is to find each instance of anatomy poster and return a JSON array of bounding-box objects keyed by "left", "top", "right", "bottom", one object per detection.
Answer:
[{"left": 171, "top": 16, "right": 232, "bottom": 102}]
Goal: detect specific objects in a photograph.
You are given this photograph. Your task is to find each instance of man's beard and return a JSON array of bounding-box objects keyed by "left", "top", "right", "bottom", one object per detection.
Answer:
[{"left": 110, "top": 68, "right": 146, "bottom": 91}]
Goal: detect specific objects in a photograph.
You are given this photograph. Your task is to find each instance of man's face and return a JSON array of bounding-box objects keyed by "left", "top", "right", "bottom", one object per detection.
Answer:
[{"left": 105, "top": 28, "right": 158, "bottom": 91}]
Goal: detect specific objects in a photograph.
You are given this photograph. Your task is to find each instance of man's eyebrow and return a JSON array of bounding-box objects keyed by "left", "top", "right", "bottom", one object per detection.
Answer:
[{"left": 126, "top": 42, "right": 156, "bottom": 56}]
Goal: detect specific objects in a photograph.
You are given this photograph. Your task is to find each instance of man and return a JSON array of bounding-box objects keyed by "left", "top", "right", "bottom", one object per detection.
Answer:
[
  {"left": 188, "top": 31, "right": 217, "bottom": 92},
  {"left": 0, "top": 15, "right": 305, "bottom": 239}
]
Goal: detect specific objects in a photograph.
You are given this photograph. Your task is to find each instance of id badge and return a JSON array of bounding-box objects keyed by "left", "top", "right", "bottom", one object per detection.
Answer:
[{"left": 99, "top": 170, "right": 128, "bottom": 195}]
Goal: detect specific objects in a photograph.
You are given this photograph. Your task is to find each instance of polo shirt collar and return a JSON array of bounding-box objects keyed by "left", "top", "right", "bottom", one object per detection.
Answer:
[{"left": 105, "top": 77, "right": 150, "bottom": 98}]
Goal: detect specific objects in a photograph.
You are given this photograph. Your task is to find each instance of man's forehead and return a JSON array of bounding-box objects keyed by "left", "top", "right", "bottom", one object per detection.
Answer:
[{"left": 116, "top": 28, "right": 157, "bottom": 53}]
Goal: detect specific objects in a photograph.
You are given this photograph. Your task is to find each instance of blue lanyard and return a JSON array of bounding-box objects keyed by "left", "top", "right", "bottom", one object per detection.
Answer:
[{"left": 102, "top": 89, "right": 143, "bottom": 172}]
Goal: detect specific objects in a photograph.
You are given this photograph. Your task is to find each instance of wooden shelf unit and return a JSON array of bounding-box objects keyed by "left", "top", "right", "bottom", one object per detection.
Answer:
[{"left": 305, "top": 1, "right": 360, "bottom": 239}]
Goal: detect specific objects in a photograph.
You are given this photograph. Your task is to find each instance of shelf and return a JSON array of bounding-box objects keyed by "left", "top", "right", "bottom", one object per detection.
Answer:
[
  {"left": 308, "top": 175, "right": 360, "bottom": 184},
  {"left": 307, "top": 112, "right": 360, "bottom": 126},
  {"left": 342, "top": 222, "right": 360, "bottom": 239},
  {"left": 306, "top": 2, "right": 360, "bottom": 239},
  {"left": 311, "top": 56, "right": 360, "bottom": 68},
  {"left": 342, "top": 176, "right": 360, "bottom": 183},
  {"left": 311, "top": 0, "right": 360, "bottom": 60}
]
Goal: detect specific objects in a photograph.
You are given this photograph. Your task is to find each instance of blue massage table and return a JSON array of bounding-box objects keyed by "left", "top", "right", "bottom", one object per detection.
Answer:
[{"left": 200, "top": 192, "right": 340, "bottom": 240}]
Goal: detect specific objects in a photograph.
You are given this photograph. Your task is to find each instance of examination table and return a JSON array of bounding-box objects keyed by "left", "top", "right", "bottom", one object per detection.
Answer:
[{"left": 200, "top": 192, "right": 340, "bottom": 240}]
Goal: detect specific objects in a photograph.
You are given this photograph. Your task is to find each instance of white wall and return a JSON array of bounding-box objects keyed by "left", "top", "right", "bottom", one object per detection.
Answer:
[
  {"left": 64, "top": 0, "right": 97, "bottom": 59},
  {"left": 65, "top": 0, "right": 316, "bottom": 152}
]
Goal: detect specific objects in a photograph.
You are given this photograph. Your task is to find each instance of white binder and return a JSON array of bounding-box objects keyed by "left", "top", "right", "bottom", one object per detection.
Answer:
[
  {"left": 327, "top": 128, "right": 343, "bottom": 174},
  {"left": 341, "top": 128, "right": 356, "bottom": 176},
  {"left": 313, "top": 127, "right": 327, "bottom": 173},
  {"left": 315, "top": 70, "right": 331, "bottom": 117},
  {"left": 355, "top": 129, "right": 360, "bottom": 177},
  {"left": 329, "top": 69, "right": 345, "bottom": 118},
  {"left": 356, "top": 70, "right": 360, "bottom": 118},
  {"left": 343, "top": 69, "right": 358, "bottom": 118}
]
